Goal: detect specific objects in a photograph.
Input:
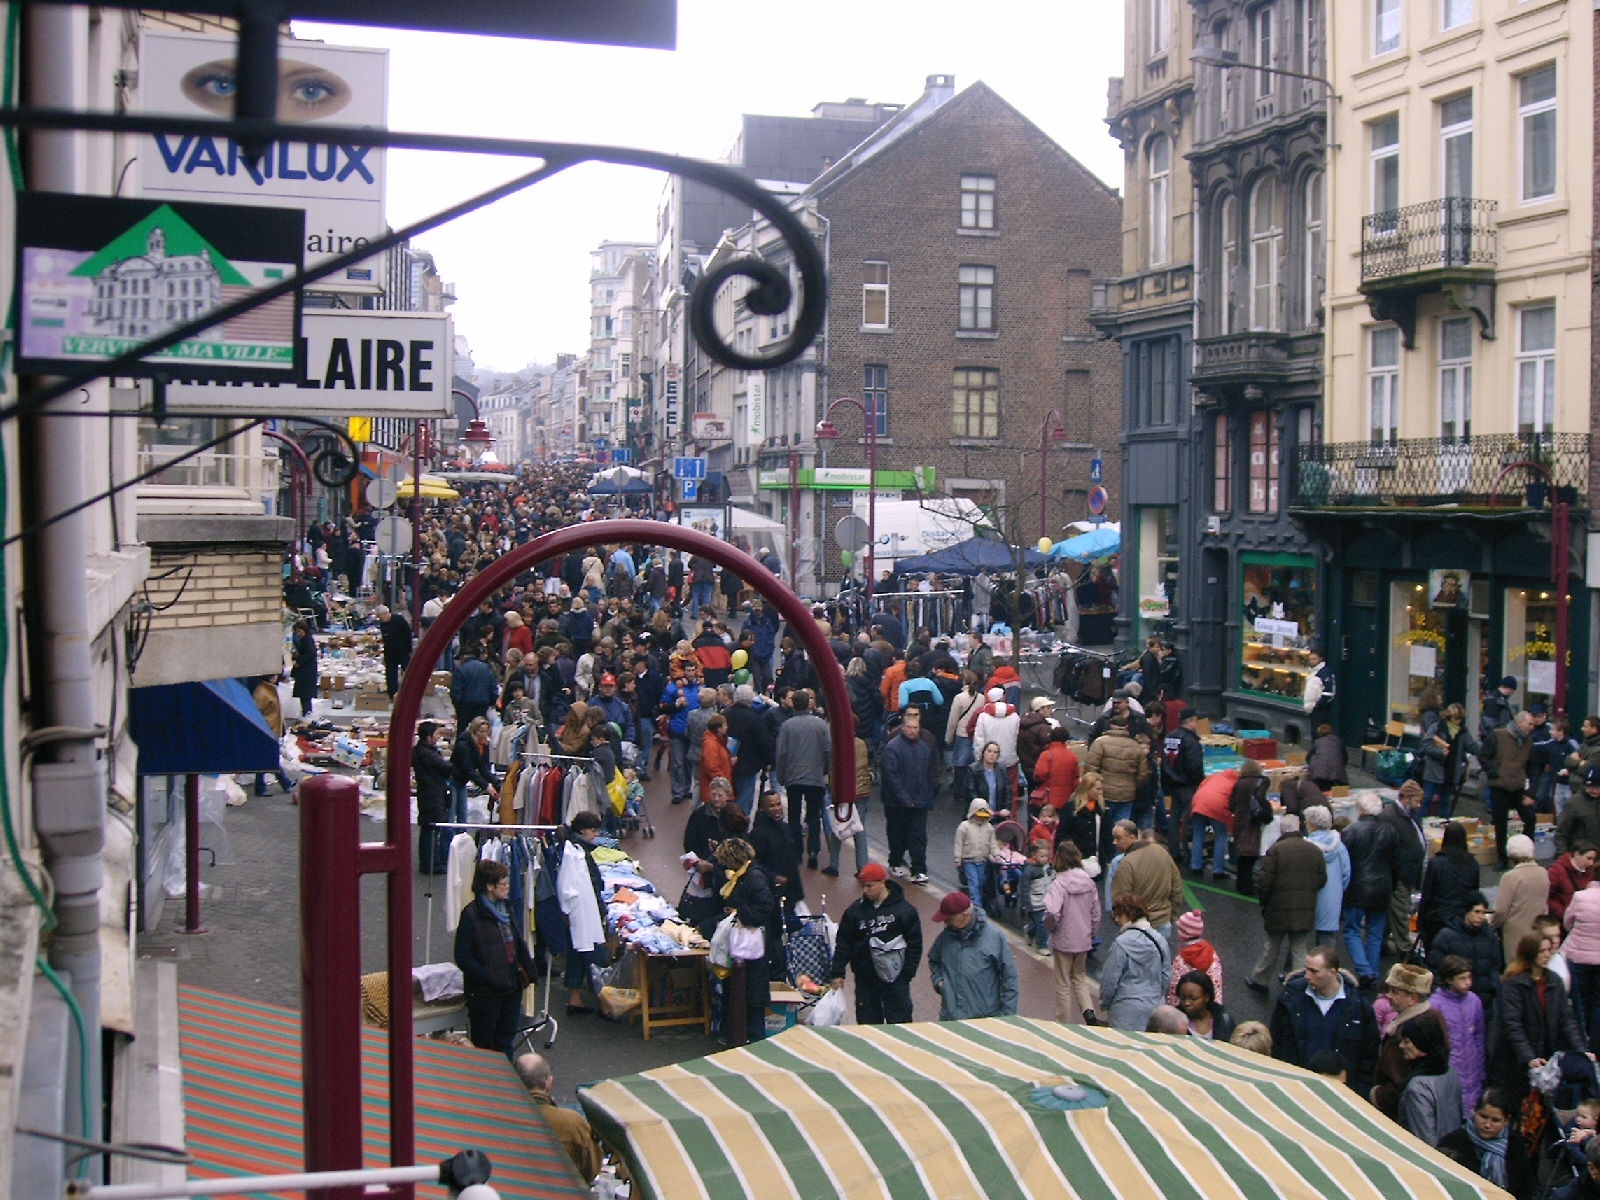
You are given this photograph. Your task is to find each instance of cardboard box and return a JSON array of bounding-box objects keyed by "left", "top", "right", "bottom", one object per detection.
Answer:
[
  {"left": 1471, "top": 841, "right": 1499, "bottom": 867},
  {"left": 355, "top": 694, "right": 391, "bottom": 711},
  {"left": 1285, "top": 751, "right": 1308, "bottom": 765},
  {"left": 1330, "top": 785, "right": 1351, "bottom": 798}
]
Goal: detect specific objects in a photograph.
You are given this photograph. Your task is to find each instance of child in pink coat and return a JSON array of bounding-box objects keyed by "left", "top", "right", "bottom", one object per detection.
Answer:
[{"left": 1167, "top": 909, "right": 1225, "bottom": 1004}]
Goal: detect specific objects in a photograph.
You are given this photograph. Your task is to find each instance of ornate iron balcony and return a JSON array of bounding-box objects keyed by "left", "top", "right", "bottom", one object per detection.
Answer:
[
  {"left": 1361, "top": 197, "right": 1497, "bottom": 282},
  {"left": 1291, "top": 433, "right": 1587, "bottom": 510}
]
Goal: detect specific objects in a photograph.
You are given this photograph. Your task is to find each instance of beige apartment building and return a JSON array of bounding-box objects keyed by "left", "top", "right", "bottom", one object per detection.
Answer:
[{"left": 1307, "top": 0, "right": 1591, "bottom": 726}]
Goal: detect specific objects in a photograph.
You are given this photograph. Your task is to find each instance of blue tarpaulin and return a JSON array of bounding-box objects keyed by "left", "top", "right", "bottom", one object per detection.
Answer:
[
  {"left": 129, "top": 679, "right": 279, "bottom": 775},
  {"left": 893, "top": 536, "right": 1044, "bottom": 576}
]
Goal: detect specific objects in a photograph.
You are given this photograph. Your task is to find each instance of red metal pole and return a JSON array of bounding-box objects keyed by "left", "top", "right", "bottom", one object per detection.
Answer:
[
  {"left": 182, "top": 774, "right": 205, "bottom": 935},
  {"left": 375, "top": 518, "right": 856, "bottom": 1193},
  {"left": 300, "top": 773, "right": 364, "bottom": 1200},
  {"left": 1554, "top": 498, "right": 1570, "bottom": 717}
]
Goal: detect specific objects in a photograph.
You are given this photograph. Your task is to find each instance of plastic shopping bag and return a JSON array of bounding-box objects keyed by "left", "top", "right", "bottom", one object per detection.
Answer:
[
  {"left": 826, "top": 798, "right": 865, "bottom": 840},
  {"left": 810, "top": 987, "right": 846, "bottom": 1028},
  {"left": 708, "top": 912, "right": 736, "bottom": 978}
]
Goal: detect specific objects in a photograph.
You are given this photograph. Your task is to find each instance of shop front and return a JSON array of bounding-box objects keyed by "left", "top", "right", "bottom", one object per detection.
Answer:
[{"left": 1226, "top": 550, "right": 1322, "bottom": 743}]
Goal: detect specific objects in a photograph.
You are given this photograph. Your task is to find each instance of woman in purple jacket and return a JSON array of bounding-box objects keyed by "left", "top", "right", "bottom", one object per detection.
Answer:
[{"left": 1431, "top": 954, "right": 1486, "bottom": 1119}]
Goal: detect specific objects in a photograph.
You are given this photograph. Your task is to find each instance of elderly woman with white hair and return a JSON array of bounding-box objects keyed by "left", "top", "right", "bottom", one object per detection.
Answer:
[
  {"left": 1304, "top": 805, "right": 1351, "bottom": 947},
  {"left": 1341, "top": 792, "right": 1401, "bottom": 989}
]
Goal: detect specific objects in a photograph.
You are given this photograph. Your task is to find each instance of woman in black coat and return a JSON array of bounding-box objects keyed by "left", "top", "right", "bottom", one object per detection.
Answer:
[
  {"left": 413, "top": 721, "right": 454, "bottom": 874},
  {"left": 290, "top": 618, "right": 319, "bottom": 718},
  {"left": 714, "top": 837, "right": 779, "bottom": 1045},
  {"left": 453, "top": 859, "right": 536, "bottom": 1055},
  {"left": 1491, "top": 933, "right": 1586, "bottom": 1104},
  {"left": 1418, "top": 822, "right": 1481, "bottom": 949},
  {"left": 844, "top": 657, "right": 882, "bottom": 741}
]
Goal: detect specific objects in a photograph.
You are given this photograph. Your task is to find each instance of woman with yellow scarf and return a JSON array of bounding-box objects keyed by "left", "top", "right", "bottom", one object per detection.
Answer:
[{"left": 714, "top": 837, "right": 779, "bottom": 1045}]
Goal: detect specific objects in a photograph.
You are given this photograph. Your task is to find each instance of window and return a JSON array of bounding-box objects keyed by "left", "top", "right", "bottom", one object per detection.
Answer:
[
  {"left": 951, "top": 367, "right": 999, "bottom": 438},
  {"left": 1442, "top": 0, "right": 1472, "bottom": 30},
  {"left": 1518, "top": 66, "right": 1557, "bottom": 203},
  {"left": 958, "top": 265, "right": 995, "bottom": 332},
  {"left": 1149, "top": 0, "right": 1171, "bottom": 56},
  {"left": 1249, "top": 4, "right": 1275, "bottom": 100},
  {"left": 1240, "top": 554, "right": 1318, "bottom": 700},
  {"left": 1439, "top": 93, "right": 1472, "bottom": 198},
  {"left": 1374, "top": 0, "right": 1400, "bottom": 54},
  {"left": 959, "top": 174, "right": 996, "bottom": 230},
  {"left": 1219, "top": 193, "right": 1240, "bottom": 333},
  {"left": 1368, "top": 325, "right": 1400, "bottom": 444},
  {"left": 862, "top": 260, "right": 889, "bottom": 328},
  {"left": 1248, "top": 175, "right": 1281, "bottom": 331},
  {"left": 1147, "top": 136, "right": 1171, "bottom": 267},
  {"left": 1301, "top": 171, "right": 1324, "bottom": 326},
  {"left": 1370, "top": 116, "right": 1400, "bottom": 226},
  {"left": 864, "top": 364, "right": 888, "bottom": 437},
  {"left": 1132, "top": 336, "right": 1180, "bottom": 427},
  {"left": 1438, "top": 316, "right": 1472, "bottom": 440},
  {"left": 1247, "top": 411, "right": 1279, "bottom": 514},
  {"left": 1212, "top": 414, "right": 1233, "bottom": 512},
  {"left": 1516, "top": 304, "right": 1555, "bottom": 435},
  {"left": 1294, "top": 0, "right": 1321, "bottom": 76}
]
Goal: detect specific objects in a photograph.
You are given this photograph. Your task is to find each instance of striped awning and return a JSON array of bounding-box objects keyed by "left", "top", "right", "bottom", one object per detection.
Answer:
[
  {"left": 579, "top": 1018, "right": 1509, "bottom": 1200},
  {"left": 179, "top": 986, "right": 587, "bottom": 1198}
]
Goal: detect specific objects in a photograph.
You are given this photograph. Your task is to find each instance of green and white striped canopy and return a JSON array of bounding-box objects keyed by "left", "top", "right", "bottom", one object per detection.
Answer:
[{"left": 579, "top": 1018, "right": 1508, "bottom": 1200}]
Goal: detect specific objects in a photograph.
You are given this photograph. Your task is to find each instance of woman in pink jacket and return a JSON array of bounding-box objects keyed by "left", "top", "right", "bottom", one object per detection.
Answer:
[
  {"left": 1562, "top": 878, "right": 1600, "bottom": 1044},
  {"left": 1044, "top": 840, "right": 1102, "bottom": 1024}
]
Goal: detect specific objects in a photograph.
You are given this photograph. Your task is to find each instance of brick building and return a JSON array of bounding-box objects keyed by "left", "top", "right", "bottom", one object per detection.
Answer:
[{"left": 801, "top": 77, "right": 1123, "bottom": 580}]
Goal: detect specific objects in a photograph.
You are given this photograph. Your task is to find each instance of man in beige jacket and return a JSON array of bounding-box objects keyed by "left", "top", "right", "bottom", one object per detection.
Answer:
[{"left": 1108, "top": 821, "right": 1184, "bottom": 938}]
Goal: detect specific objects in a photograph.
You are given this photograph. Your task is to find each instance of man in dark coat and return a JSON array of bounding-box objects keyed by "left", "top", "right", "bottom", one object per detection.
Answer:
[
  {"left": 413, "top": 720, "right": 453, "bottom": 873},
  {"left": 750, "top": 790, "right": 804, "bottom": 915},
  {"left": 1247, "top": 813, "right": 1327, "bottom": 993},
  {"left": 375, "top": 604, "right": 413, "bottom": 697},
  {"left": 1269, "top": 944, "right": 1380, "bottom": 1096},
  {"left": 829, "top": 863, "right": 923, "bottom": 1024},
  {"left": 1426, "top": 892, "right": 1503, "bottom": 1016},
  {"left": 1341, "top": 793, "right": 1399, "bottom": 989},
  {"left": 1379, "top": 780, "right": 1428, "bottom": 955},
  {"left": 1162, "top": 708, "right": 1207, "bottom": 858}
]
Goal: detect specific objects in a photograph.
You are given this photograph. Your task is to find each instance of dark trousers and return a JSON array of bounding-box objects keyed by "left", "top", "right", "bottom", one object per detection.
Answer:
[
  {"left": 465, "top": 987, "right": 521, "bottom": 1056},
  {"left": 883, "top": 806, "right": 927, "bottom": 875},
  {"left": 1489, "top": 786, "right": 1535, "bottom": 865},
  {"left": 787, "top": 784, "right": 828, "bottom": 861},
  {"left": 854, "top": 975, "right": 914, "bottom": 1025},
  {"left": 418, "top": 823, "right": 447, "bottom": 873},
  {"left": 1166, "top": 786, "right": 1196, "bottom": 859},
  {"left": 385, "top": 655, "right": 408, "bottom": 697}
]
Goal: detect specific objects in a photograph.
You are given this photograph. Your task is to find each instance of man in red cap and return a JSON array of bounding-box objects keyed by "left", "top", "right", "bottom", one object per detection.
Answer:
[
  {"left": 591, "top": 672, "right": 636, "bottom": 747},
  {"left": 829, "top": 862, "right": 923, "bottom": 1024},
  {"left": 928, "top": 891, "right": 1018, "bottom": 1020}
]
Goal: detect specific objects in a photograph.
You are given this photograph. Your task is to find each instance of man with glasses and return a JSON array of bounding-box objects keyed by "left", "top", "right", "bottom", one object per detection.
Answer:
[
  {"left": 1268, "top": 945, "right": 1379, "bottom": 1096},
  {"left": 829, "top": 862, "right": 923, "bottom": 1025}
]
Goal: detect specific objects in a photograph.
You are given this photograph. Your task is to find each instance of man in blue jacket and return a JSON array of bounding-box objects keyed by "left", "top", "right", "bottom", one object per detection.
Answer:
[
  {"left": 1269, "top": 944, "right": 1380, "bottom": 1096},
  {"left": 661, "top": 659, "right": 702, "bottom": 805},
  {"left": 879, "top": 707, "right": 938, "bottom": 884}
]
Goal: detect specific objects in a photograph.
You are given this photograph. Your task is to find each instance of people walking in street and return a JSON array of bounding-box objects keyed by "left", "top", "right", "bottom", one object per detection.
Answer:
[
  {"left": 1247, "top": 813, "right": 1326, "bottom": 995},
  {"left": 1109, "top": 820, "right": 1185, "bottom": 937},
  {"left": 1030, "top": 726, "right": 1081, "bottom": 817},
  {"left": 1559, "top": 768, "right": 1600, "bottom": 855},
  {"left": 1099, "top": 892, "right": 1173, "bottom": 1031},
  {"left": 751, "top": 790, "right": 804, "bottom": 915},
  {"left": 1161, "top": 707, "right": 1206, "bottom": 859},
  {"left": 413, "top": 720, "right": 453, "bottom": 874},
  {"left": 1229, "top": 759, "right": 1271, "bottom": 896},
  {"left": 1341, "top": 793, "right": 1400, "bottom": 990},
  {"left": 1307, "top": 723, "right": 1349, "bottom": 794},
  {"left": 1418, "top": 822, "right": 1481, "bottom": 950},
  {"left": 374, "top": 604, "right": 412, "bottom": 697},
  {"left": 927, "top": 891, "right": 1019, "bottom": 1021},
  {"left": 556, "top": 811, "right": 608, "bottom": 1017},
  {"left": 1420, "top": 703, "right": 1477, "bottom": 819},
  {"left": 713, "top": 836, "right": 778, "bottom": 1045},
  {"left": 1431, "top": 955, "right": 1487, "bottom": 1120},
  {"left": 880, "top": 707, "right": 938, "bottom": 884},
  {"left": 1085, "top": 715, "right": 1149, "bottom": 827},
  {"left": 1483, "top": 710, "right": 1535, "bottom": 870},
  {"left": 953, "top": 799, "right": 999, "bottom": 914},
  {"left": 1044, "top": 841, "right": 1100, "bottom": 1024},
  {"left": 1380, "top": 780, "right": 1429, "bottom": 954},
  {"left": 1188, "top": 765, "right": 1238, "bottom": 881},
  {"left": 1175, "top": 970, "right": 1237, "bottom": 1042},
  {"left": 450, "top": 715, "right": 498, "bottom": 824},
  {"left": 290, "top": 617, "right": 319, "bottom": 718},
  {"left": 829, "top": 863, "right": 923, "bottom": 1025},
  {"left": 774, "top": 689, "right": 833, "bottom": 873},
  {"left": 1305, "top": 805, "right": 1351, "bottom": 947},
  {"left": 1426, "top": 893, "right": 1502, "bottom": 1028},
  {"left": 450, "top": 647, "right": 499, "bottom": 729}
]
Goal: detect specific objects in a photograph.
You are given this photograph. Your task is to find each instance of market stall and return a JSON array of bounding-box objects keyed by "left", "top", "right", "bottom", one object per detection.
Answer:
[{"left": 579, "top": 1018, "right": 1507, "bottom": 1200}]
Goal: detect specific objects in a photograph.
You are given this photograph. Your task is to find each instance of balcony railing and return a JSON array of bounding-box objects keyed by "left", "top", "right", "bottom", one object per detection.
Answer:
[
  {"left": 1192, "top": 331, "right": 1300, "bottom": 384},
  {"left": 1361, "top": 197, "right": 1497, "bottom": 282},
  {"left": 1291, "top": 433, "right": 1587, "bottom": 509}
]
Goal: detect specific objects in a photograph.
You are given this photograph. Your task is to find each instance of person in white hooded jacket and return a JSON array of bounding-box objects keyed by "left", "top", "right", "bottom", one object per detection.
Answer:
[
  {"left": 971, "top": 689, "right": 1021, "bottom": 771},
  {"left": 1304, "top": 804, "right": 1352, "bottom": 945}
]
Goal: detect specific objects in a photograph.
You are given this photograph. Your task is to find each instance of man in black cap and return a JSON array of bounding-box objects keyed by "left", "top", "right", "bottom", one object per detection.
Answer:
[
  {"left": 1479, "top": 675, "right": 1518, "bottom": 742},
  {"left": 1162, "top": 708, "right": 1206, "bottom": 857}
]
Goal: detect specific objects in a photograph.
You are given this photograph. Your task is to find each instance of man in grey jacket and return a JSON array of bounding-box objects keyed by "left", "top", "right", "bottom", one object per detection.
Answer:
[
  {"left": 774, "top": 690, "right": 834, "bottom": 874},
  {"left": 927, "top": 892, "right": 1018, "bottom": 1020}
]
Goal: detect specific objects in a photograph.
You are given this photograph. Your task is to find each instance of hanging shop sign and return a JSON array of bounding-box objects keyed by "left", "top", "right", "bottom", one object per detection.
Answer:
[
  {"left": 161, "top": 310, "right": 452, "bottom": 416},
  {"left": 138, "top": 31, "right": 389, "bottom": 293},
  {"left": 16, "top": 192, "right": 303, "bottom": 381}
]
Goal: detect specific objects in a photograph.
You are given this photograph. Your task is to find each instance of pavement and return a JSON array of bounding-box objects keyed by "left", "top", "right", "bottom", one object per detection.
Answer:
[{"left": 138, "top": 675, "right": 1511, "bottom": 1101}]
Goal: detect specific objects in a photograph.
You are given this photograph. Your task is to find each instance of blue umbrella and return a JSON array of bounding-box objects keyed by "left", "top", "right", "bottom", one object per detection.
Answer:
[{"left": 1048, "top": 526, "right": 1120, "bottom": 562}]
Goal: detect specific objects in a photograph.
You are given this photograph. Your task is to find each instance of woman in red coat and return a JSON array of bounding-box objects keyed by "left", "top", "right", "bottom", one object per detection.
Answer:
[
  {"left": 700, "top": 712, "right": 736, "bottom": 803},
  {"left": 1030, "top": 727, "right": 1081, "bottom": 817}
]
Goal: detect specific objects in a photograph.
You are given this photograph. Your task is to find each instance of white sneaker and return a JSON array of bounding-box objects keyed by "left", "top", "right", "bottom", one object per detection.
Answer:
[
  {"left": 891, "top": 866, "right": 908, "bottom": 878},
  {"left": 910, "top": 873, "right": 930, "bottom": 885},
  {"left": 1036, "top": 947, "right": 1052, "bottom": 959}
]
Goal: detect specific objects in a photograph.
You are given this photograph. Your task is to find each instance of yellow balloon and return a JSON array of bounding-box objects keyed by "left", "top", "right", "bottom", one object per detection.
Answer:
[
  {"left": 730, "top": 648, "right": 749, "bottom": 670},
  {"left": 1037, "top": 537, "right": 1053, "bottom": 554}
]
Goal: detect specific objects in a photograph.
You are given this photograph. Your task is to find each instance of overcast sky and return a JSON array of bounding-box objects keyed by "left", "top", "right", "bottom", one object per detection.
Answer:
[{"left": 297, "top": 4, "right": 1126, "bottom": 372}]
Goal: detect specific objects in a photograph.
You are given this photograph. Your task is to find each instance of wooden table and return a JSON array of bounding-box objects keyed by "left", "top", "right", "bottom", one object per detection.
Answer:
[{"left": 638, "top": 947, "right": 711, "bottom": 1040}]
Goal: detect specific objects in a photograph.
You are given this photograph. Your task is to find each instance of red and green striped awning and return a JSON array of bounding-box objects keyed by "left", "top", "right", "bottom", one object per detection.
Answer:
[
  {"left": 179, "top": 986, "right": 587, "bottom": 1198},
  {"left": 579, "top": 1018, "right": 1511, "bottom": 1200}
]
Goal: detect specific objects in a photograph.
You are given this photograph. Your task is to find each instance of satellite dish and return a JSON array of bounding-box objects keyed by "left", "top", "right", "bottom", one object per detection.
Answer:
[
  {"left": 365, "top": 478, "right": 398, "bottom": 510},
  {"left": 834, "top": 515, "right": 870, "bottom": 552}
]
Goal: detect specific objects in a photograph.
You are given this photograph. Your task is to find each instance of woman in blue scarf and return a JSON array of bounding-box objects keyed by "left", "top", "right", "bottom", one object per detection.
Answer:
[
  {"left": 1436, "top": 1087, "right": 1520, "bottom": 1194},
  {"left": 454, "top": 859, "right": 536, "bottom": 1055}
]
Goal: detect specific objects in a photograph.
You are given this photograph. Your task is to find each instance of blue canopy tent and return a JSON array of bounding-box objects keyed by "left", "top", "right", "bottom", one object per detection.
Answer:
[
  {"left": 894, "top": 536, "right": 1044, "bottom": 576},
  {"left": 1048, "top": 526, "right": 1120, "bottom": 563},
  {"left": 587, "top": 476, "right": 654, "bottom": 496}
]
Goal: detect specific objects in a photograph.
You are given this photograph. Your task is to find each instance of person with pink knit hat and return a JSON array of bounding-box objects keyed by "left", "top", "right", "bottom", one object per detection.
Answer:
[{"left": 1167, "top": 909, "right": 1225, "bottom": 1005}]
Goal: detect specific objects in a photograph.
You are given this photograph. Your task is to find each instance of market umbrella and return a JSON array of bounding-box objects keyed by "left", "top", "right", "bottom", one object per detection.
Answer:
[
  {"left": 893, "top": 536, "right": 1044, "bottom": 576},
  {"left": 394, "top": 475, "right": 460, "bottom": 501},
  {"left": 579, "top": 1018, "right": 1505, "bottom": 1200},
  {"left": 1048, "top": 524, "right": 1120, "bottom": 562}
]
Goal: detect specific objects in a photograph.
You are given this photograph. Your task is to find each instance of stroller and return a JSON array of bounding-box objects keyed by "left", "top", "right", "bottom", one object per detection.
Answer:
[
  {"left": 1532, "top": 1052, "right": 1600, "bottom": 1198},
  {"left": 990, "top": 819, "right": 1030, "bottom": 926}
]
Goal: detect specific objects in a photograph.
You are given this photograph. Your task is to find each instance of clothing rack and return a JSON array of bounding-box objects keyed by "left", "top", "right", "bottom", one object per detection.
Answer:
[
  {"left": 523, "top": 751, "right": 593, "bottom": 764},
  {"left": 434, "top": 821, "right": 561, "bottom": 834}
]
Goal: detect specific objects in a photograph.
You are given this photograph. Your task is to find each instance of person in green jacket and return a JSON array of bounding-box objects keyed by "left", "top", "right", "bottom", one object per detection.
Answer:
[{"left": 927, "top": 892, "right": 1019, "bottom": 1020}]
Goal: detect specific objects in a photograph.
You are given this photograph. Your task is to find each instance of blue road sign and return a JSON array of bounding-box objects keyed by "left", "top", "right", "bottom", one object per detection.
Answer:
[
  {"left": 673, "top": 456, "right": 707, "bottom": 480},
  {"left": 681, "top": 478, "right": 700, "bottom": 501},
  {"left": 1090, "top": 457, "right": 1103, "bottom": 484},
  {"left": 612, "top": 448, "right": 631, "bottom": 464}
]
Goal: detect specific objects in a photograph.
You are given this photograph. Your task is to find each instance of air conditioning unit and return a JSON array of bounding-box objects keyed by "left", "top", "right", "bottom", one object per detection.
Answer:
[{"left": 1204, "top": 516, "right": 1222, "bottom": 535}]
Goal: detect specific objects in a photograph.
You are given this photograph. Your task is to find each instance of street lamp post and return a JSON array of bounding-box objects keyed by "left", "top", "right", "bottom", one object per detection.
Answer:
[
  {"left": 816, "top": 396, "right": 877, "bottom": 600},
  {"left": 1039, "top": 409, "right": 1068, "bottom": 542}
]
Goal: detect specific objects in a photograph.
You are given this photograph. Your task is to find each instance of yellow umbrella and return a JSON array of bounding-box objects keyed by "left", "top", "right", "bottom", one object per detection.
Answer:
[{"left": 394, "top": 475, "right": 460, "bottom": 501}]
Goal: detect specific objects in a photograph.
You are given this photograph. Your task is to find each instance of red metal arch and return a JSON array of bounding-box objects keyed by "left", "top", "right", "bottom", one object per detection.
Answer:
[{"left": 368, "top": 519, "right": 855, "bottom": 1173}]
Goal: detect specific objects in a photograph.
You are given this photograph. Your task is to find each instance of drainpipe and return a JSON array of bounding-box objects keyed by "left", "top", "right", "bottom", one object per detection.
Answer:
[{"left": 25, "top": 0, "right": 108, "bottom": 1169}]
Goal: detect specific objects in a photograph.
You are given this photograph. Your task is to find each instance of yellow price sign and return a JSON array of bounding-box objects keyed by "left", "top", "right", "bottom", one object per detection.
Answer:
[{"left": 347, "top": 416, "right": 372, "bottom": 442}]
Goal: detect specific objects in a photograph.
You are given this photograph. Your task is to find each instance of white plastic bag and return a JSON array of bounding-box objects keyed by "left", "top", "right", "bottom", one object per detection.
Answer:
[
  {"left": 708, "top": 912, "right": 737, "bottom": 971},
  {"left": 826, "top": 800, "right": 864, "bottom": 841},
  {"left": 810, "top": 987, "right": 846, "bottom": 1028}
]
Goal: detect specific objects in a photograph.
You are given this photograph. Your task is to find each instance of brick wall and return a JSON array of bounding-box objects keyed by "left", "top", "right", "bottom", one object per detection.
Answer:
[
  {"left": 144, "top": 549, "right": 282, "bottom": 631},
  {"left": 817, "top": 83, "right": 1123, "bottom": 547}
]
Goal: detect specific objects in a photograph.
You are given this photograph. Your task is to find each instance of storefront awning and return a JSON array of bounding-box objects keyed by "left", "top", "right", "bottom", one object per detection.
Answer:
[
  {"left": 129, "top": 679, "right": 279, "bottom": 775},
  {"left": 179, "top": 986, "right": 587, "bottom": 1198}
]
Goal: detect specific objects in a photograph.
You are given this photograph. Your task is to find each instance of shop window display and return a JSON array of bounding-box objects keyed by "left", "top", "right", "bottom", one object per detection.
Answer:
[
  {"left": 1506, "top": 587, "right": 1559, "bottom": 705},
  {"left": 1390, "top": 581, "right": 1448, "bottom": 716},
  {"left": 1238, "top": 554, "right": 1318, "bottom": 700}
]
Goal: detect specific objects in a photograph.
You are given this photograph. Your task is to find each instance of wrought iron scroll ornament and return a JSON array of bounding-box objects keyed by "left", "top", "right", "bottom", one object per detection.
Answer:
[{"left": 0, "top": 108, "right": 830, "bottom": 420}]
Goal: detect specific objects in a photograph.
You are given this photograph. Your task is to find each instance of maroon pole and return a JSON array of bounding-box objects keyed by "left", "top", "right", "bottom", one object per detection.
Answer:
[
  {"left": 182, "top": 774, "right": 205, "bottom": 935},
  {"left": 371, "top": 519, "right": 856, "bottom": 1193},
  {"left": 300, "top": 773, "right": 364, "bottom": 1200}
]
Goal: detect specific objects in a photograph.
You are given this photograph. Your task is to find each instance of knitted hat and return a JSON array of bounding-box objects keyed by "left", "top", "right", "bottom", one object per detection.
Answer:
[
  {"left": 987, "top": 687, "right": 1005, "bottom": 702},
  {"left": 1499, "top": 675, "right": 1518, "bottom": 691},
  {"left": 1383, "top": 962, "right": 1434, "bottom": 997},
  {"left": 856, "top": 863, "right": 888, "bottom": 883},
  {"left": 1176, "top": 910, "right": 1205, "bottom": 942},
  {"left": 933, "top": 892, "right": 973, "bottom": 922}
]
